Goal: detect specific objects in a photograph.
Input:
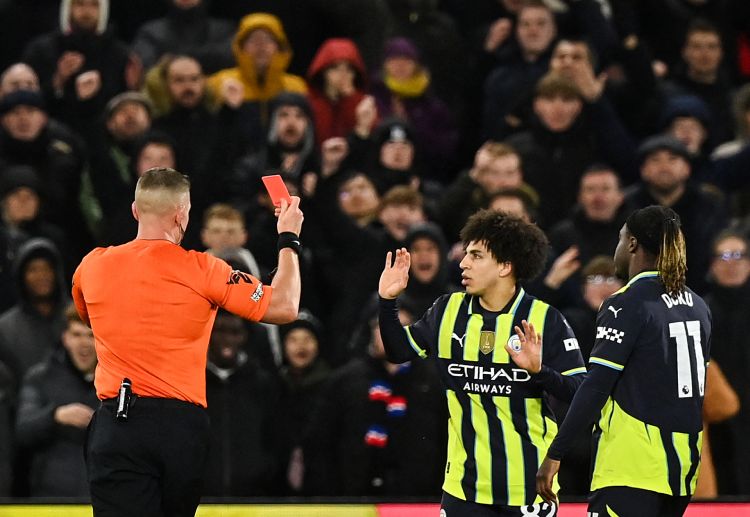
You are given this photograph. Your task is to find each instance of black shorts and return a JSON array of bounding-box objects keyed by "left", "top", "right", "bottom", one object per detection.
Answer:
[
  {"left": 588, "top": 486, "right": 691, "bottom": 517},
  {"left": 440, "top": 491, "right": 558, "bottom": 517}
]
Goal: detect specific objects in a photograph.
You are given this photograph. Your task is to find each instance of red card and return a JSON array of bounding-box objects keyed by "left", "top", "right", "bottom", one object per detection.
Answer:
[{"left": 261, "top": 174, "right": 292, "bottom": 207}]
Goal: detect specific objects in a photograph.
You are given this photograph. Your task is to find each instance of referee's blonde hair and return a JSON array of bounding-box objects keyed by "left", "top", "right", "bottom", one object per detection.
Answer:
[{"left": 134, "top": 167, "right": 190, "bottom": 216}]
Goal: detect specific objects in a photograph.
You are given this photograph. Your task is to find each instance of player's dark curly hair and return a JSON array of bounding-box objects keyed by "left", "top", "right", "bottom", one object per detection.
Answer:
[{"left": 460, "top": 209, "right": 548, "bottom": 281}]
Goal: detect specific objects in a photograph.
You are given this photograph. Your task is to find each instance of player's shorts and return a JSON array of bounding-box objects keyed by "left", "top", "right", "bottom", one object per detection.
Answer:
[
  {"left": 440, "top": 491, "right": 558, "bottom": 517},
  {"left": 588, "top": 486, "right": 690, "bottom": 517}
]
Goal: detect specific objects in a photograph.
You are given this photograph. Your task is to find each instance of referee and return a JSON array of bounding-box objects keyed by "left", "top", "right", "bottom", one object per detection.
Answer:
[
  {"left": 378, "top": 210, "right": 586, "bottom": 517},
  {"left": 72, "top": 168, "right": 303, "bottom": 516},
  {"left": 537, "top": 206, "right": 712, "bottom": 517}
]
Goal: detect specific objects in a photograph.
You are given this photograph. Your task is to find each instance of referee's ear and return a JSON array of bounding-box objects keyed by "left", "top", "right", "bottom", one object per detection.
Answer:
[{"left": 131, "top": 202, "right": 140, "bottom": 222}]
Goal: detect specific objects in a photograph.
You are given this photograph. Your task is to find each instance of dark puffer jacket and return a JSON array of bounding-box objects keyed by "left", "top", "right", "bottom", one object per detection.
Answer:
[{"left": 15, "top": 348, "right": 97, "bottom": 496}]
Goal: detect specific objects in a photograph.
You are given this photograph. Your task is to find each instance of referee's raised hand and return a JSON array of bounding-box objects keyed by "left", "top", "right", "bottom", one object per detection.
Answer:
[
  {"left": 276, "top": 196, "right": 304, "bottom": 236},
  {"left": 379, "top": 248, "right": 411, "bottom": 299}
]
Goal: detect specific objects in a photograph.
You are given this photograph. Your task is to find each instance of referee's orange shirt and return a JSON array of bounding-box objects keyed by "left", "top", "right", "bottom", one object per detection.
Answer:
[{"left": 72, "top": 239, "right": 272, "bottom": 408}]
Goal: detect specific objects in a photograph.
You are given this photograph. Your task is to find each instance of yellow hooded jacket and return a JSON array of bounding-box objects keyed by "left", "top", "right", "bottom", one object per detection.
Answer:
[{"left": 207, "top": 13, "right": 307, "bottom": 104}]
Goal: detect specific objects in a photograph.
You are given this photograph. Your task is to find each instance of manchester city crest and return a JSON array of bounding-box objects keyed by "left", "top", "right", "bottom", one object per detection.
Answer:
[
  {"left": 507, "top": 334, "right": 522, "bottom": 353},
  {"left": 479, "top": 331, "right": 496, "bottom": 354}
]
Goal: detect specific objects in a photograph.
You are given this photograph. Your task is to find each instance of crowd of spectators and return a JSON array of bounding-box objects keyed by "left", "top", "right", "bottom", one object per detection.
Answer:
[{"left": 1, "top": 0, "right": 750, "bottom": 501}]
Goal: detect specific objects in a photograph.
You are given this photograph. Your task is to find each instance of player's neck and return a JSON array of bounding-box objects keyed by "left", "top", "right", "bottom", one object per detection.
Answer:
[
  {"left": 478, "top": 281, "right": 516, "bottom": 312},
  {"left": 629, "top": 256, "right": 657, "bottom": 280}
]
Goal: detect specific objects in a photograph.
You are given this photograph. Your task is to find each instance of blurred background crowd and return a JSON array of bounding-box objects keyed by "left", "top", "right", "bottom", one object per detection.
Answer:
[{"left": 0, "top": 0, "right": 750, "bottom": 501}]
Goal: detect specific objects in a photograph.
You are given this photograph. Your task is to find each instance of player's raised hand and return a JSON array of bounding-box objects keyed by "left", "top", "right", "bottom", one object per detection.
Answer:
[
  {"left": 536, "top": 455, "right": 560, "bottom": 505},
  {"left": 379, "top": 248, "right": 410, "bottom": 299},
  {"left": 506, "top": 320, "right": 542, "bottom": 374}
]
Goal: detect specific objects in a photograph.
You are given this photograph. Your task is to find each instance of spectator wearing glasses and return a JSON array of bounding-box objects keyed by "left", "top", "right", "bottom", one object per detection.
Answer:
[
  {"left": 704, "top": 229, "right": 750, "bottom": 495},
  {"left": 561, "top": 256, "right": 624, "bottom": 364}
]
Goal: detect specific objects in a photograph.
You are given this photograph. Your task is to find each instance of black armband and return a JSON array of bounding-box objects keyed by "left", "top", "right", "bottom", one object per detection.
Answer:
[{"left": 277, "top": 232, "right": 301, "bottom": 254}]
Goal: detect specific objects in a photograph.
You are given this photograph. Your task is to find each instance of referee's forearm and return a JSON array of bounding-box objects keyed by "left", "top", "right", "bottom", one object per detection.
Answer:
[{"left": 265, "top": 249, "right": 301, "bottom": 323}]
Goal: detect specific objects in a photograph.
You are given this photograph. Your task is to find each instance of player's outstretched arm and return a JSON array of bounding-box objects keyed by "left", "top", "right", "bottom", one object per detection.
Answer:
[
  {"left": 536, "top": 364, "right": 621, "bottom": 503},
  {"left": 378, "top": 296, "right": 418, "bottom": 364},
  {"left": 378, "top": 248, "right": 423, "bottom": 364}
]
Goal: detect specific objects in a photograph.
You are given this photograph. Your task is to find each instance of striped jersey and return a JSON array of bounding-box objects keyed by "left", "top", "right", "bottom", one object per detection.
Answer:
[
  {"left": 400, "top": 287, "right": 586, "bottom": 505},
  {"left": 589, "top": 271, "right": 712, "bottom": 496}
]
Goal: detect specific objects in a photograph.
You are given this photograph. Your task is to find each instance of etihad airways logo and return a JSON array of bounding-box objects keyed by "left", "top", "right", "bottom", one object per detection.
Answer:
[{"left": 447, "top": 363, "right": 532, "bottom": 382}]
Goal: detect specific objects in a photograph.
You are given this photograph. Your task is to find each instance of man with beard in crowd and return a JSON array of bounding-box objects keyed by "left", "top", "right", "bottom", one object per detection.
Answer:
[
  {"left": 230, "top": 92, "right": 318, "bottom": 220},
  {"left": 624, "top": 135, "right": 727, "bottom": 294},
  {"left": 148, "top": 55, "right": 241, "bottom": 220},
  {"left": 79, "top": 92, "right": 152, "bottom": 244},
  {"left": 548, "top": 166, "right": 629, "bottom": 268},
  {"left": 21, "top": 0, "right": 138, "bottom": 133}
]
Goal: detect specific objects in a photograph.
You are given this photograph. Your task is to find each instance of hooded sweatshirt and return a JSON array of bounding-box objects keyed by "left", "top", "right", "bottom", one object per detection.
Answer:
[
  {"left": 59, "top": 0, "right": 109, "bottom": 35},
  {"left": 400, "top": 222, "right": 455, "bottom": 318},
  {"left": 0, "top": 238, "right": 69, "bottom": 385},
  {"left": 22, "top": 0, "right": 129, "bottom": 132},
  {"left": 207, "top": 13, "right": 307, "bottom": 104},
  {"left": 306, "top": 38, "right": 368, "bottom": 145},
  {"left": 15, "top": 347, "right": 98, "bottom": 496}
]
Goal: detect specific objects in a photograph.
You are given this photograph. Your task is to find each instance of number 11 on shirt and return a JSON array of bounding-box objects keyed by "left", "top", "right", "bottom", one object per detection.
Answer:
[{"left": 669, "top": 320, "right": 705, "bottom": 399}]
